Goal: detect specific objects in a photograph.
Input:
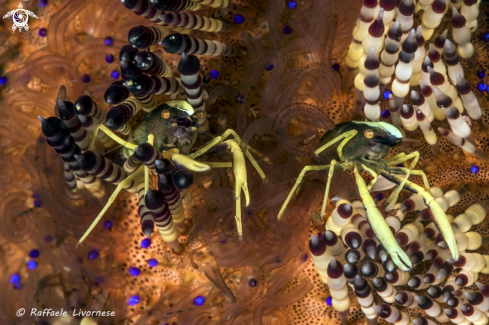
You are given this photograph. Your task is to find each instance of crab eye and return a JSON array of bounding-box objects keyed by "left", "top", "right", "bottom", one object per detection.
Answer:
[
  {"left": 161, "top": 109, "right": 170, "bottom": 119},
  {"left": 364, "top": 129, "right": 374, "bottom": 139}
]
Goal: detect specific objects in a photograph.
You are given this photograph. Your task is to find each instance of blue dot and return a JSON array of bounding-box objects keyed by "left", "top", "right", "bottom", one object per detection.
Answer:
[
  {"left": 38, "top": 28, "right": 47, "bottom": 37},
  {"left": 219, "top": 240, "right": 226, "bottom": 244},
  {"left": 233, "top": 14, "right": 245, "bottom": 24},
  {"left": 105, "top": 54, "right": 114, "bottom": 64},
  {"left": 193, "top": 296, "right": 205, "bottom": 306},
  {"left": 477, "top": 82, "right": 487, "bottom": 92},
  {"left": 148, "top": 259, "right": 158, "bottom": 267},
  {"left": 287, "top": 0, "right": 297, "bottom": 9},
  {"left": 317, "top": 232, "right": 322, "bottom": 239},
  {"left": 33, "top": 200, "right": 41, "bottom": 208},
  {"left": 482, "top": 32, "right": 489, "bottom": 42},
  {"left": 210, "top": 127, "right": 217, "bottom": 134},
  {"left": 29, "top": 249, "right": 40, "bottom": 258},
  {"left": 374, "top": 193, "right": 383, "bottom": 201},
  {"left": 248, "top": 277, "right": 257, "bottom": 287},
  {"left": 128, "top": 295, "right": 140, "bottom": 306},
  {"left": 383, "top": 90, "right": 392, "bottom": 100},
  {"left": 332, "top": 62, "right": 340, "bottom": 71},
  {"left": 44, "top": 235, "right": 53, "bottom": 242},
  {"left": 301, "top": 253, "right": 309, "bottom": 262},
  {"left": 88, "top": 250, "right": 99, "bottom": 260},
  {"left": 111, "top": 70, "right": 120, "bottom": 79},
  {"left": 39, "top": 0, "right": 48, "bottom": 8},
  {"left": 104, "top": 220, "right": 112, "bottom": 229},
  {"left": 129, "top": 267, "right": 141, "bottom": 276},
  {"left": 381, "top": 110, "right": 391, "bottom": 119},
  {"left": 27, "top": 260, "right": 38, "bottom": 270},
  {"left": 236, "top": 94, "right": 245, "bottom": 104},
  {"left": 397, "top": 163, "right": 405, "bottom": 168},
  {"left": 140, "top": 238, "right": 151, "bottom": 248},
  {"left": 10, "top": 274, "right": 20, "bottom": 284},
  {"left": 81, "top": 74, "right": 91, "bottom": 83},
  {"left": 210, "top": 70, "right": 219, "bottom": 79},
  {"left": 326, "top": 296, "right": 332, "bottom": 306},
  {"left": 282, "top": 25, "right": 293, "bottom": 35},
  {"left": 477, "top": 70, "right": 486, "bottom": 79},
  {"left": 265, "top": 64, "right": 274, "bottom": 71},
  {"left": 104, "top": 36, "right": 113, "bottom": 46},
  {"left": 0, "top": 76, "right": 7, "bottom": 85},
  {"left": 471, "top": 165, "right": 480, "bottom": 174}
]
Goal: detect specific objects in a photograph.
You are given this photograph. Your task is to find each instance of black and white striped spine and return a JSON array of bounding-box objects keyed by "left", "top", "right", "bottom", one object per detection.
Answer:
[
  {"left": 134, "top": 143, "right": 161, "bottom": 170},
  {"left": 77, "top": 151, "right": 138, "bottom": 193},
  {"left": 158, "top": 174, "right": 185, "bottom": 227},
  {"left": 64, "top": 162, "right": 78, "bottom": 192},
  {"left": 135, "top": 51, "right": 173, "bottom": 78},
  {"left": 192, "top": 0, "right": 234, "bottom": 9},
  {"left": 149, "top": 0, "right": 201, "bottom": 12},
  {"left": 159, "top": 12, "right": 228, "bottom": 32},
  {"left": 178, "top": 53, "right": 208, "bottom": 131},
  {"left": 123, "top": 154, "right": 141, "bottom": 174},
  {"left": 74, "top": 95, "right": 114, "bottom": 148},
  {"left": 137, "top": 175, "right": 154, "bottom": 237},
  {"left": 161, "top": 33, "right": 235, "bottom": 56},
  {"left": 128, "top": 25, "right": 172, "bottom": 49},
  {"left": 106, "top": 97, "right": 142, "bottom": 135},
  {"left": 123, "top": 74, "right": 179, "bottom": 98},
  {"left": 57, "top": 100, "right": 90, "bottom": 151},
  {"left": 120, "top": 0, "right": 190, "bottom": 33},
  {"left": 145, "top": 190, "right": 179, "bottom": 242}
]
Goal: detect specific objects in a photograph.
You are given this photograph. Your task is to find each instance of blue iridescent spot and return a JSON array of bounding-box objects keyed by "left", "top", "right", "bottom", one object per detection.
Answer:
[
  {"left": 233, "top": 14, "right": 245, "bottom": 24},
  {"left": 29, "top": 249, "right": 40, "bottom": 258},
  {"left": 148, "top": 259, "right": 158, "bottom": 267},
  {"left": 210, "top": 70, "right": 219, "bottom": 79},
  {"left": 236, "top": 94, "right": 245, "bottom": 104},
  {"left": 397, "top": 163, "right": 404, "bottom": 167},
  {"left": 211, "top": 127, "right": 217, "bottom": 134},
  {"left": 282, "top": 25, "right": 293, "bottom": 35},
  {"left": 381, "top": 110, "right": 390, "bottom": 119},
  {"left": 105, "top": 54, "right": 114, "bottom": 64},
  {"left": 288, "top": 0, "right": 297, "bottom": 9},
  {"left": 248, "top": 277, "right": 257, "bottom": 287},
  {"left": 0, "top": 76, "right": 7, "bottom": 85},
  {"left": 129, "top": 267, "right": 141, "bottom": 276},
  {"left": 220, "top": 240, "right": 226, "bottom": 244},
  {"left": 104, "top": 220, "right": 112, "bottom": 229},
  {"left": 10, "top": 274, "right": 20, "bottom": 285},
  {"left": 301, "top": 253, "right": 309, "bottom": 262},
  {"left": 317, "top": 232, "right": 322, "bottom": 239},
  {"left": 128, "top": 295, "right": 140, "bottom": 306},
  {"left": 141, "top": 238, "right": 151, "bottom": 248},
  {"left": 374, "top": 193, "right": 383, "bottom": 201},
  {"left": 482, "top": 32, "right": 489, "bottom": 42},
  {"left": 81, "top": 74, "right": 91, "bottom": 83},
  {"left": 265, "top": 64, "right": 274, "bottom": 71},
  {"left": 88, "top": 250, "right": 99, "bottom": 260},
  {"left": 383, "top": 90, "right": 392, "bottom": 100},
  {"left": 33, "top": 200, "right": 41, "bottom": 208},
  {"left": 27, "top": 260, "right": 38, "bottom": 270},
  {"left": 194, "top": 296, "right": 205, "bottom": 306},
  {"left": 332, "top": 63, "right": 340, "bottom": 71},
  {"left": 44, "top": 235, "right": 53, "bottom": 242},
  {"left": 104, "top": 36, "right": 113, "bottom": 46},
  {"left": 39, "top": 0, "right": 48, "bottom": 8},
  {"left": 111, "top": 70, "right": 120, "bottom": 79},
  {"left": 38, "top": 28, "right": 47, "bottom": 37},
  {"left": 477, "top": 70, "right": 486, "bottom": 79},
  {"left": 471, "top": 165, "right": 480, "bottom": 174},
  {"left": 326, "top": 296, "right": 332, "bottom": 306},
  {"left": 477, "top": 82, "right": 487, "bottom": 92}
]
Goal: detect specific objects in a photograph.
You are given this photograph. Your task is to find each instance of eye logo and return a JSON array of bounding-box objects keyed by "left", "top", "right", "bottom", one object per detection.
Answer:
[{"left": 2, "top": 3, "right": 38, "bottom": 32}]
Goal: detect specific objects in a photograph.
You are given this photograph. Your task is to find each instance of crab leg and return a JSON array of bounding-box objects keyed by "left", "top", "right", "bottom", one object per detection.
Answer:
[
  {"left": 78, "top": 166, "right": 145, "bottom": 245},
  {"left": 315, "top": 129, "right": 358, "bottom": 160},
  {"left": 163, "top": 150, "right": 211, "bottom": 172},
  {"left": 88, "top": 124, "right": 137, "bottom": 151},
  {"left": 384, "top": 151, "right": 421, "bottom": 210},
  {"left": 354, "top": 165, "right": 412, "bottom": 271},
  {"left": 378, "top": 170, "right": 459, "bottom": 262}
]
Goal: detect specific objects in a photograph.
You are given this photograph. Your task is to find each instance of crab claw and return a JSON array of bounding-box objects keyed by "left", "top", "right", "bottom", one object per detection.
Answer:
[
  {"left": 170, "top": 153, "right": 210, "bottom": 172},
  {"left": 224, "top": 140, "right": 250, "bottom": 205}
]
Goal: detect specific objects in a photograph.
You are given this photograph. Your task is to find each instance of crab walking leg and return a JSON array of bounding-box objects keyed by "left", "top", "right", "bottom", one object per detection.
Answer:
[
  {"left": 390, "top": 167, "right": 431, "bottom": 192},
  {"left": 78, "top": 165, "right": 145, "bottom": 245},
  {"left": 315, "top": 130, "right": 358, "bottom": 158},
  {"left": 384, "top": 151, "right": 422, "bottom": 209},
  {"left": 320, "top": 160, "right": 338, "bottom": 217},
  {"left": 187, "top": 129, "right": 266, "bottom": 179},
  {"left": 88, "top": 124, "right": 138, "bottom": 151},
  {"left": 278, "top": 165, "right": 333, "bottom": 220},
  {"left": 354, "top": 166, "right": 412, "bottom": 271},
  {"left": 164, "top": 151, "right": 211, "bottom": 172},
  {"left": 378, "top": 170, "right": 459, "bottom": 262},
  {"left": 145, "top": 134, "right": 155, "bottom": 195}
]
